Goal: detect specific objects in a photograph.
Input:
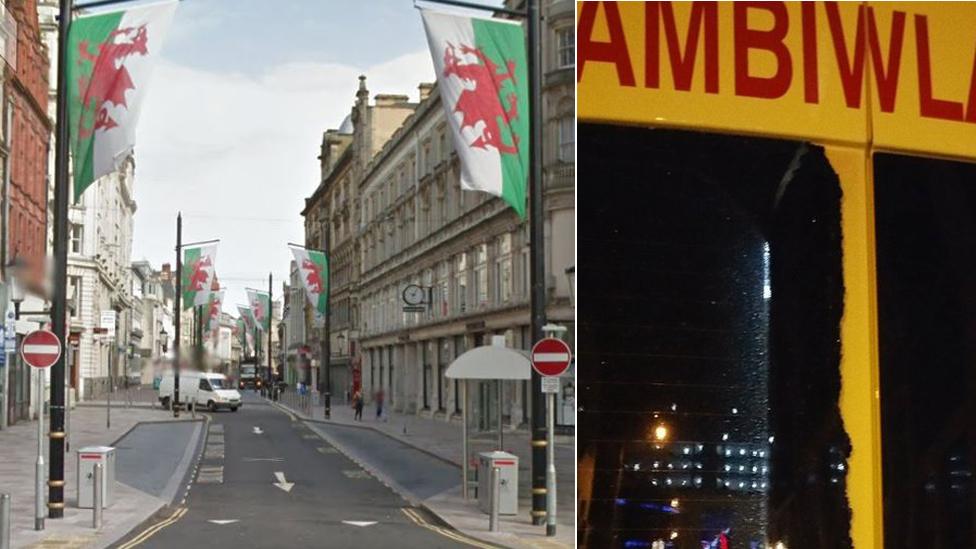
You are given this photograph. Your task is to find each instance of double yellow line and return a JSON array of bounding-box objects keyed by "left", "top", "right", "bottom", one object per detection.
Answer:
[
  {"left": 116, "top": 506, "right": 187, "bottom": 549},
  {"left": 401, "top": 507, "right": 500, "bottom": 549}
]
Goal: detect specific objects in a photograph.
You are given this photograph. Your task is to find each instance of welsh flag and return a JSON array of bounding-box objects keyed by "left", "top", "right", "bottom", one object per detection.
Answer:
[
  {"left": 206, "top": 291, "right": 224, "bottom": 335},
  {"left": 237, "top": 305, "right": 255, "bottom": 352},
  {"left": 290, "top": 247, "right": 328, "bottom": 318},
  {"left": 182, "top": 245, "right": 217, "bottom": 310},
  {"left": 421, "top": 10, "right": 528, "bottom": 218},
  {"left": 67, "top": 1, "right": 177, "bottom": 201},
  {"left": 237, "top": 305, "right": 255, "bottom": 333},
  {"left": 246, "top": 289, "right": 270, "bottom": 332}
]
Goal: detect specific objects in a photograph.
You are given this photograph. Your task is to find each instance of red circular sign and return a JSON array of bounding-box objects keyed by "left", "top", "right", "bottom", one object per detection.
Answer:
[
  {"left": 21, "top": 330, "right": 62, "bottom": 369},
  {"left": 531, "top": 338, "right": 573, "bottom": 377}
]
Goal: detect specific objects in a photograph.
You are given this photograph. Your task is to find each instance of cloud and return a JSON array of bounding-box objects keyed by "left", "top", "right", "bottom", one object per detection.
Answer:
[{"left": 132, "top": 50, "right": 434, "bottom": 313}]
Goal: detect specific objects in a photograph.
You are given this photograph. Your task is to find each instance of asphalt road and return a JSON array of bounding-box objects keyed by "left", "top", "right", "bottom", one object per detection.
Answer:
[
  {"left": 308, "top": 422, "right": 461, "bottom": 500},
  {"left": 112, "top": 394, "right": 484, "bottom": 548}
]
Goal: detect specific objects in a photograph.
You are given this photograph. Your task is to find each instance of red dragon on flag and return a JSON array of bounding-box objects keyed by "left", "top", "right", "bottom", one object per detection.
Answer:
[
  {"left": 302, "top": 258, "right": 325, "bottom": 295},
  {"left": 76, "top": 25, "right": 150, "bottom": 138},
  {"left": 188, "top": 256, "right": 212, "bottom": 291},
  {"left": 442, "top": 43, "right": 519, "bottom": 155}
]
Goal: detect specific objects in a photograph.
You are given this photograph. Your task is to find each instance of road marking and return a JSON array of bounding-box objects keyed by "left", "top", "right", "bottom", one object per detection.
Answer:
[
  {"left": 316, "top": 446, "right": 338, "bottom": 454},
  {"left": 242, "top": 457, "right": 284, "bottom": 462},
  {"left": 117, "top": 506, "right": 187, "bottom": 549},
  {"left": 342, "top": 469, "right": 370, "bottom": 479},
  {"left": 342, "top": 520, "right": 378, "bottom": 527},
  {"left": 197, "top": 465, "right": 224, "bottom": 484},
  {"left": 301, "top": 434, "right": 317, "bottom": 440},
  {"left": 273, "top": 471, "right": 294, "bottom": 492},
  {"left": 252, "top": 426, "right": 263, "bottom": 434},
  {"left": 401, "top": 508, "right": 501, "bottom": 549},
  {"left": 207, "top": 519, "right": 239, "bottom": 525}
]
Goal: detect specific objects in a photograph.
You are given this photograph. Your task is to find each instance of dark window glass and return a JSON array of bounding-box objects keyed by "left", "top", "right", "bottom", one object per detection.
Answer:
[
  {"left": 579, "top": 125, "right": 849, "bottom": 548},
  {"left": 875, "top": 154, "right": 976, "bottom": 549}
]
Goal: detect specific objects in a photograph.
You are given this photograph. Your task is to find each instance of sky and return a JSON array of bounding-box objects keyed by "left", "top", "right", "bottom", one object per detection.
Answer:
[{"left": 129, "top": 0, "right": 500, "bottom": 315}]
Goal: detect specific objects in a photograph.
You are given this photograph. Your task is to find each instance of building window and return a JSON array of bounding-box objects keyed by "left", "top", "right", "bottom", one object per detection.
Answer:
[
  {"left": 495, "top": 234, "right": 513, "bottom": 303},
  {"left": 558, "top": 116, "right": 574, "bottom": 162},
  {"left": 454, "top": 253, "right": 468, "bottom": 314},
  {"left": 70, "top": 223, "right": 83, "bottom": 254},
  {"left": 68, "top": 276, "right": 82, "bottom": 319},
  {"left": 557, "top": 27, "right": 574, "bottom": 69},
  {"left": 475, "top": 244, "right": 488, "bottom": 307}
]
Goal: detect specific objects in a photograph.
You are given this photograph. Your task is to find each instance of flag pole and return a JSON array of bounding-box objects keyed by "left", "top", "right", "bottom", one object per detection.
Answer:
[
  {"left": 174, "top": 213, "right": 182, "bottom": 417},
  {"left": 267, "top": 273, "right": 273, "bottom": 397},
  {"left": 48, "top": 0, "right": 74, "bottom": 520},
  {"left": 526, "top": 0, "right": 549, "bottom": 529}
]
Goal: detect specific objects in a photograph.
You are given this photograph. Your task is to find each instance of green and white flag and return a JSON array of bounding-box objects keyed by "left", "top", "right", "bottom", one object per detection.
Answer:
[
  {"left": 421, "top": 10, "right": 528, "bottom": 218},
  {"left": 246, "top": 289, "right": 271, "bottom": 332},
  {"left": 181, "top": 245, "right": 217, "bottom": 310},
  {"left": 67, "top": 1, "right": 177, "bottom": 201},
  {"left": 237, "top": 305, "right": 255, "bottom": 352},
  {"left": 206, "top": 290, "right": 224, "bottom": 336},
  {"left": 290, "top": 247, "right": 328, "bottom": 318}
]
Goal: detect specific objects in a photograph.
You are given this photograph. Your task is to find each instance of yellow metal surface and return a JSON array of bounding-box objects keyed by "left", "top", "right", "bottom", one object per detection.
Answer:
[
  {"left": 868, "top": 3, "right": 976, "bottom": 160},
  {"left": 577, "top": 1, "right": 976, "bottom": 160},
  {"left": 825, "top": 146, "right": 884, "bottom": 549}
]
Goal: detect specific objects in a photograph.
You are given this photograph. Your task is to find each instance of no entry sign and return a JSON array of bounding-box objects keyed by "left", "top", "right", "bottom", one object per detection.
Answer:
[
  {"left": 21, "top": 330, "right": 62, "bottom": 369},
  {"left": 531, "top": 338, "right": 572, "bottom": 377}
]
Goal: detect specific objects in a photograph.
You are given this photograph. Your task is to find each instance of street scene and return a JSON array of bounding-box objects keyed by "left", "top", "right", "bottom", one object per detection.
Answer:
[{"left": 0, "top": 0, "right": 575, "bottom": 548}]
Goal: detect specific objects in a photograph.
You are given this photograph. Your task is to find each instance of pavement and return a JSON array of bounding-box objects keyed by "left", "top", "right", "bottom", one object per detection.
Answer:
[
  {"left": 112, "top": 393, "right": 496, "bottom": 549},
  {"left": 274, "top": 390, "right": 575, "bottom": 549},
  {"left": 0, "top": 398, "right": 203, "bottom": 549}
]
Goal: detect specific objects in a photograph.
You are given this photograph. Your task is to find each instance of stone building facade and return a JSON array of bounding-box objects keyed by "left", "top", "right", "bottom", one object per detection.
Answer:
[
  {"left": 303, "top": 1, "right": 576, "bottom": 430},
  {"left": 302, "top": 76, "right": 416, "bottom": 402}
]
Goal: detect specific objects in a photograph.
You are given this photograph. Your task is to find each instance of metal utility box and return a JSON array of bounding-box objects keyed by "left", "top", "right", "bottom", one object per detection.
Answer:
[
  {"left": 77, "top": 446, "right": 115, "bottom": 509},
  {"left": 477, "top": 451, "right": 518, "bottom": 515}
]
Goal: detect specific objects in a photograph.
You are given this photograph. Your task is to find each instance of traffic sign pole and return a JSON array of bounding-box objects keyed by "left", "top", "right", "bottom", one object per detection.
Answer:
[
  {"left": 21, "top": 330, "right": 61, "bottom": 532},
  {"left": 532, "top": 329, "right": 571, "bottom": 538}
]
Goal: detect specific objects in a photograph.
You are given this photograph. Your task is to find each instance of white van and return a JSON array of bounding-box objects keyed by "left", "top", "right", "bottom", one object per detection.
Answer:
[{"left": 158, "top": 371, "right": 241, "bottom": 412}]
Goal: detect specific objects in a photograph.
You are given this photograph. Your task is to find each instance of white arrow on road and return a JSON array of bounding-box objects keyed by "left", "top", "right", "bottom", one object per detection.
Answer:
[
  {"left": 342, "top": 521, "right": 377, "bottom": 527},
  {"left": 208, "top": 520, "right": 239, "bottom": 525},
  {"left": 273, "top": 471, "right": 294, "bottom": 492},
  {"left": 253, "top": 426, "right": 264, "bottom": 434}
]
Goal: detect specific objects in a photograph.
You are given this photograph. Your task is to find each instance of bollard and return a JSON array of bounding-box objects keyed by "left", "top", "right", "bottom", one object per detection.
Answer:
[
  {"left": 1, "top": 493, "right": 11, "bottom": 549},
  {"left": 92, "top": 463, "right": 103, "bottom": 529},
  {"left": 489, "top": 466, "right": 501, "bottom": 532}
]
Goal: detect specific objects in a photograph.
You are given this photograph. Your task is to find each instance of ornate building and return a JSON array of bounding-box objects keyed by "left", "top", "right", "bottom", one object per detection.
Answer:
[
  {"left": 302, "top": 76, "right": 415, "bottom": 403},
  {"left": 303, "top": 2, "right": 576, "bottom": 429}
]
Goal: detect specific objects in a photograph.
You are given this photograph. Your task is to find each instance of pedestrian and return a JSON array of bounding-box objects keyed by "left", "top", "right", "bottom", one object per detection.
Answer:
[
  {"left": 354, "top": 391, "right": 363, "bottom": 421},
  {"left": 375, "top": 388, "right": 385, "bottom": 421}
]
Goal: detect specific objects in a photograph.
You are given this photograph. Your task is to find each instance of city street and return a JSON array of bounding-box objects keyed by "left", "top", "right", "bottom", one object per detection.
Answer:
[{"left": 112, "top": 393, "right": 493, "bottom": 548}]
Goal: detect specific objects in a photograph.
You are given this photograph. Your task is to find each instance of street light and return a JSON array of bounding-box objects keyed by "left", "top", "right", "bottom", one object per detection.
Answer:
[
  {"left": 159, "top": 327, "right": 169, "bottom": 355},
  {"left": 6, "top": 257, "right": 26, "bottom": 318},
  {"left": 336, "top": 333, "right": 346, "bottom": 357}
]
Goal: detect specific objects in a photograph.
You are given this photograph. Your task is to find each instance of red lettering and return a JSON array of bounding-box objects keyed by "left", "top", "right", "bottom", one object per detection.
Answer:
[
  {"left": 827, "top": 4, "right": 906, "bottom": 111},
  {"left": 734, "top": 2, "right": 792, "bottom": 99},
  {"left": 966, "top": 47, "right": 976, "bottom": 123},
  {"left": 801, "top": 2, "right": 818, "bottom": 104},
  {"left": 645, "top": 2, "right": 719, "bottom": 93},
  {"left": 826, "top": 2, "right": 866, "bottom": 108},
  {"left": 867, "top": 8, "right": 906, "bottom": 113},
  {"left": 578, "top": 2, "right": 636, "bottom": 86},
  {"left": 916, "top": 14, "right": 964, "bottom": 121}
]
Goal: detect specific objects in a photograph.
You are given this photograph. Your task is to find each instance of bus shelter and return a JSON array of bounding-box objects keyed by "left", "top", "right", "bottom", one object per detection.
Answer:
[{"left": 445, "top": 337, "right": 531, "bottom": 500}]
